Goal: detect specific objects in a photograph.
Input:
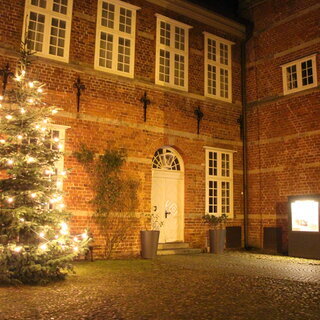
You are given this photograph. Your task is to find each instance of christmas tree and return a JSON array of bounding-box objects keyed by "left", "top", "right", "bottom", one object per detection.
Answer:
[{"left": 0, "top": 42, "right": 89, "bottom": 285}]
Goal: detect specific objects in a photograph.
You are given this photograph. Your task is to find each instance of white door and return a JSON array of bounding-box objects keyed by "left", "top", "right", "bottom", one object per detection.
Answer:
[{"left": 151, "top": 147, "right": 184, "bottom": 243}]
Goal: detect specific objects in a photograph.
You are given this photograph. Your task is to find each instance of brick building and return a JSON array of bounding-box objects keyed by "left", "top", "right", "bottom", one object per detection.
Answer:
[
  {"left": 241, "top": 0, "right": 320, "bottom": 252},
  {"left": 0, "top": 0, "right": 318, "bottom": 256}
]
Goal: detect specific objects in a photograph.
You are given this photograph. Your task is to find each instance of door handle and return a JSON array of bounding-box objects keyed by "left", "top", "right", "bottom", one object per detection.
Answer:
[{"left": 165, "top": 210, "right": 171, "bottom": 218}]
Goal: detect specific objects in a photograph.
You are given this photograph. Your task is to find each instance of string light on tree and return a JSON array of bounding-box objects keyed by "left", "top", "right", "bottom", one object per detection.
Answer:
[{"left": 0, "top": 39, "right": 89, "bottom": 285}]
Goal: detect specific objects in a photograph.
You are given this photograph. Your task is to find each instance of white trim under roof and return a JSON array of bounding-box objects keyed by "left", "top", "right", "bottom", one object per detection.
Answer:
[{"left": 146, "top": 0, "right": 246, "bottom": 39}]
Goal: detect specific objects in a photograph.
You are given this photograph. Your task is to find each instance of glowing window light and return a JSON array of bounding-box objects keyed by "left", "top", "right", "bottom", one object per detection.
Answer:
[{"left": 291, "top": 200, "right": 319, "bottom": 232}]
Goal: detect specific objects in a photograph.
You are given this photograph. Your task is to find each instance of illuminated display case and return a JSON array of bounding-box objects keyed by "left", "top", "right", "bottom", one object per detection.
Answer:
[{"left": 288, "top": 195, "right": 320, "bottom": 259}]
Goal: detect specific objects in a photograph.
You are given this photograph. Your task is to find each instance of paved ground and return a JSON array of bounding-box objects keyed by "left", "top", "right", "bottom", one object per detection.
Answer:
[{"left": 1, "top": 251, "right": 320, "bottom": 320}]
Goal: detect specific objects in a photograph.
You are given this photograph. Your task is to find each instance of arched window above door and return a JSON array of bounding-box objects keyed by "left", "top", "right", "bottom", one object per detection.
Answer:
[{"left": 152, "top": 148, "right": 181, "bottom": 171}]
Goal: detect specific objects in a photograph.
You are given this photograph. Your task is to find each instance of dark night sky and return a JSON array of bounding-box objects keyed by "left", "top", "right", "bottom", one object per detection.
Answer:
[{"left": 187, "top": 0, "right": 239, "bottom": 18}]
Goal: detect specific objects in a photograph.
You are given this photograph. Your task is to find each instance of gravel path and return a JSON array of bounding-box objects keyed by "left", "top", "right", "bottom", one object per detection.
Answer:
[{"left": 1, "top": 252, "right": 320, "bottom": 320}]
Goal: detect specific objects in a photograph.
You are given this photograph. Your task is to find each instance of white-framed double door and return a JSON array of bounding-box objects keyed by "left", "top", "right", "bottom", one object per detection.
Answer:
[{"left": 151, "top": 170, "right": 184, "bottom": 243}]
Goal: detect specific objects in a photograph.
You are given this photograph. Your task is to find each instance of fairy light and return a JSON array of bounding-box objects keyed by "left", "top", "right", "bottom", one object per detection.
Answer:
[
  {"left": 43, "top": 119, "right": 48, "bottom": 124},
  {"left": 52, "top": 109, "right": 58, "bottom": 114},
  {"left": 81, "top": 232, "right": 88, "bottom": 240},
  {"left": 15, "top": 75, "right": 22, "bottom": 82},
  {"left": 59, "top": 203, "right": 65, "bottom": 209},
  {"left": 7, "top": 197, "right": 14, "bottom": 203},
  {"left": 14, "top": 246, "right": 22, "bottom": 253},
  {"left": 27, "top": 156, "right": 36, "bottom": 163},
  {"left": 5, "top": 115, "right": 13, "bottom": 120},
  {"left": 39, "top": 232, "right": 45, "bottom": 238},
  {"left": 58, "top": 143, "right": 63, "bottom": 150},
  {"left": 73, "top": 236, "right": 79, "bottom": 242},
  {"left": 35, "top": 125, "right": 40, "bottom": 129},
  {"left": 54, "top": 235, "right": 59, "bottom": 239},
  {"left": 20, "top": 108, "right": 26, "bottom": 114},
  {"left": 30, "top": 193, "right": 36, "bottom": 198},
  {"left": 7, "top": 159, "right": 13, "bottom": 165},
  {"left": 41, "top": 127, "right": 46, "bottom": 132},
  {"left": 28, "top": 98, "right": 34, "bottom": 104},
  {"left": 37, "top": 88, "right": 43, "bottom": 93},
  {"left": 0, "top": 96, "right": 3, "bottom": 101},
  {"left": 73, "top": 246, "right": 79, "bottom": 252},
  {"left": 39, "top": 243, "right": 47, "bottom": 251},
  {"left": 0, "top": 139, "right": 5, "bottom": 144},
  {"left": 53, "top": 137, "right": 59, "bottom": 142},
  {"left": 17, "top": 135, "right": 23, "bottom": 140},
  {"left": 20, "top": 218, "right": 25, "bottom": 222},
  {"left": 60, "top": 171, "right": 66, "bottom": 176},
  {"left": 28, "top": 82, "right": 34, "bottom": 88}
]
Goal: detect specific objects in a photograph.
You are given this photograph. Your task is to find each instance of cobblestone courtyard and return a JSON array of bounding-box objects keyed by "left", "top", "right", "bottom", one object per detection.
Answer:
[{"left": 1, "top": 252, "right": 320, "bottom": 320}]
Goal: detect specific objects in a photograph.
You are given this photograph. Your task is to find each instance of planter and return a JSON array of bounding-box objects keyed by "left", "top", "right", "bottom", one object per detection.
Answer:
[
  {"left": 209, "top": 229, "right": 226, "bottom": 254},
  {"left": 140, "top": 230, "right": 160, "bottom": 259}
]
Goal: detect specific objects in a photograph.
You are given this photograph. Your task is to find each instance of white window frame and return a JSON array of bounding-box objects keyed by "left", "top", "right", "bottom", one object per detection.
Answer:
[
  {"left": 23, "top": 0, "right": 73, "bottom": 63},
  {"left": 155, "top": 14, "right": 192, "bottom": 92},
  {"left": 94, "top": 0, "right": 140, "bottom": 78},
  {"left": 204, "top": 32, "right": 234, "bottom": 102},
  {"left": 47, "top": 124, "right": 69, "bottom": 191},
  {"left": 281, "top": 54, "right": 318, "bottom": 95},
  {"left": 205, "top": 147, "right": 234, "bottom": 218}
]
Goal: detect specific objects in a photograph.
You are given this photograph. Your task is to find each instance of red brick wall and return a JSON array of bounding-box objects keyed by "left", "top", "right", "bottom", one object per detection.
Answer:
[
  {"left": 0, "top": 0, "right": 244, "bottom": 257},
  {"left": 243, "top": 0, "right": 320, "bottom": 249}
]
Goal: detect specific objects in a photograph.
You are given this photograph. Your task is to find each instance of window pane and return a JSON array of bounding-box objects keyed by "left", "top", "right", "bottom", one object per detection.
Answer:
[
  {"left": 159, "top": 49, "right": 170, "bottom": 83},
  {"left": 52, "top": 0, "right": 68, "bottom": 14},
  {"left": 101, "top": 2, "right": 115, "bottom": 29},
  {"left": 220, "top": 68, "right": 229, "bottom": 98},
  {"left": 221, "top": 181, "right": 230, "bottom": 214},
  {"left": 99, "top": 32, "right": 113, "bottom": 69},
  {"left": 117, "top": 37, "right": 131, "bottom": 73},
  {"left": 208, "top": 180, "right": 218, "bottom": 214},
  {"left": 31, "top": 0, "right": 46, "bottom": 8},
  {"left": 207, "top": 64, "right": 216, "bottom": 95},
  {"left": 220, "top": 43, "right": 228, "bottom": 65},
  {"left": 28, "top": 12, "right": 45, "bottom": 52},
  {"left": 49, "top": 18, "right": 66, "bottom": 57},
  {"left": 301, "top": 59, "right": 313, "bottom": 86},
  {"left": 286, "top": 65, "right": 298, "bottom": 90},
  {"left": 160, "top": 21, "right": 170, "bottom": 46},
  {"left": 175, "top": 26, "right": 185, "bottom": 51},
  {"left": 208, "top": 38, "right": 216, "bottom": 61},
  {"left": 221, "top": 153, "right": 230, "bottom": 177},
  {"left": 174, "top": 54, "right": 185, "bottom": 87},
  {"left": 119, "top": 7, "right": 132, "bottom": 34}
]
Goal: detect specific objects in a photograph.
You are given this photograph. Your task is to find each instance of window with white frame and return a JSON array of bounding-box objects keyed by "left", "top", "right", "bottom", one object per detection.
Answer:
[
  {"left": 47, "top": 124, "right": 68, "bottom": 191},
  {"left": 204, "top": 32, "right": 233, "bottom": 102},
  {"left": 23, "top": 0, "right": 73, "bottom": 62},
  {"left": 155, "top": 14, "right": 191, "bottom": 91},
  {"left": 94, "top": 0, "right": 140, "bottom": 78},
  {"left": 282, "top": 54, "right": 318, "bottom": 95},
  {"left": 205, "top": 147, "right": 233, "bottom": 217}
]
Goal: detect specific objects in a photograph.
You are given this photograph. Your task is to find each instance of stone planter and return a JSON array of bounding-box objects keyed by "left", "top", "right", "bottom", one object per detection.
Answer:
[
  {"left": 209, "top": 229, "right": 226, "bottom": 254},
  {"left": 140, "top": 230, "right": 160, "bottom": 259}
]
